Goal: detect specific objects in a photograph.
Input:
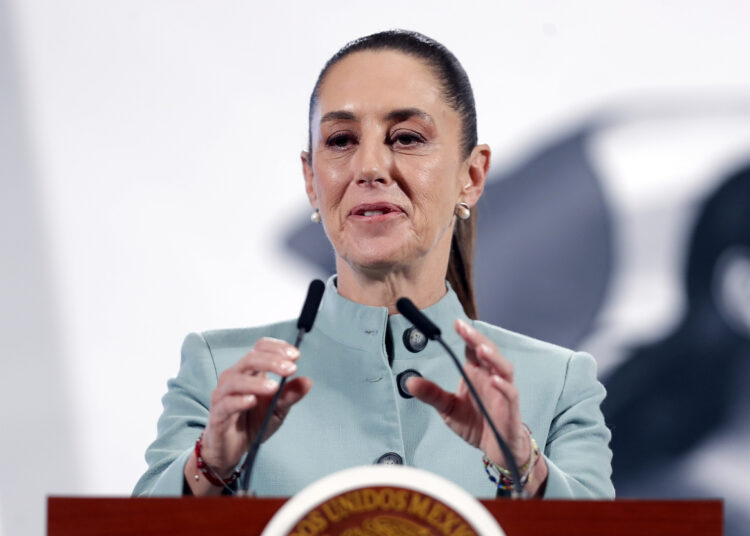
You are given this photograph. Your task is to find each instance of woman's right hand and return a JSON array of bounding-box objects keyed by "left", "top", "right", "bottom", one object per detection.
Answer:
[{"left": 185, "top": 337, "right": 312, "bottom": 493}]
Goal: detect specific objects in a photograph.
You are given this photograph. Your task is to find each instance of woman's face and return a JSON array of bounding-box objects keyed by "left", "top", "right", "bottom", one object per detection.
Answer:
[{"left": 302, "top": 50, "right": 488, "bottom": 275}]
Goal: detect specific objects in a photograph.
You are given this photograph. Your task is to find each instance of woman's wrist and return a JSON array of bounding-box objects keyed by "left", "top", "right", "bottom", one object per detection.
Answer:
[
  {"left": 183, "top": 432, "right": 245, "bottom": 496},
  {"left": 194, "top": 432, "right": 244, "bottom": 487},
  {"left": 184, "top": 450, "right": 224, "bottom": 496},
  {"left": 485, "top": 424, "right": 533, "bottom": 469},
  {"left": 525, "top": 452, "right": 549, "bottom": 497},
  {"left": 197, "top": 429, "right": 242, "bottom": 478},
  {"left": 482, "top": 424, "right": 544, "bottom": 495},
  {"left": 514, "top": 424, "right": 534, "bottom": 467}
]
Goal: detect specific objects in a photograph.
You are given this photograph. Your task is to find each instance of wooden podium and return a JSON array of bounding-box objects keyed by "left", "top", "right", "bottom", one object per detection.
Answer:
[{"left": 48, "top": 497, "right": 722, "bottom": 535}]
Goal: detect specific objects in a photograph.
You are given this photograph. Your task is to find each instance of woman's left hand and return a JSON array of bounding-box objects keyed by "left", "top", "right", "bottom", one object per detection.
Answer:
[{"left": 406, "top": 319, "right": 531, "bottom": 471}]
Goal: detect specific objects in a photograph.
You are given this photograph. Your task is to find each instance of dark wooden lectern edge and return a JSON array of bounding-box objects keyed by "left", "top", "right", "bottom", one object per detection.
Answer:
[{"left": 47, "top": 497, "right": 723, "bottom": 536}]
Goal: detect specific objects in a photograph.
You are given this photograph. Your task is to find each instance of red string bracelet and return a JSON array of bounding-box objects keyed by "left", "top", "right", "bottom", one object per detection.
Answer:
[{"left": 194, "top": 432, "right": 244, "bottom": 488}]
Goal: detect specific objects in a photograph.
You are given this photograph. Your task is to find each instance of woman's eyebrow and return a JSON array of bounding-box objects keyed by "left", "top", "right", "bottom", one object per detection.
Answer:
[
  {"left": 320, "top": 110, "right": 357, "bottom": 123},
  {"left": 384, "top": 108, "right": 433, "bottom": 124},
  {"left": 320, "top": 108, "right": 434, "bottom": 125}
]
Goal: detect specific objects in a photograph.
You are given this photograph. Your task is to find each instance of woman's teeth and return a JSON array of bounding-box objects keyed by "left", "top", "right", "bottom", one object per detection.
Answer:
[{"left": 363, "top": 210, "right": 385, "bottom": 216}]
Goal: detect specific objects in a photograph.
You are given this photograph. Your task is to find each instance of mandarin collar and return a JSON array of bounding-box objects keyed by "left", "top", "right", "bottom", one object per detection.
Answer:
[{"left": 313, "top": 276, "right": 470, "bottom": 359}]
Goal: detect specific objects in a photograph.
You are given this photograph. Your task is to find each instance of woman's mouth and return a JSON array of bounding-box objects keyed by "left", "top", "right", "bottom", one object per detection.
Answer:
[{"left": 349, "top": 203, "right": 406, "bottom": 222}]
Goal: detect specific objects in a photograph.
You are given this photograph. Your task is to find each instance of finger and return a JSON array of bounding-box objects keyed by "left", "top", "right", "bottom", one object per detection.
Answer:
[
  {"left": 214, "top": 373, "right": 279, "bottom": 399},
  {"left": 252, "top": 337, "right": 301, "bottom": 360},
  {"left": 235, "top": 337, "right": 300, "bottom": 374},
  {"left": 455, "top": 319, "right": 514, "bottom": 381},
  {"left": 463, "top": 363, "right": 508, "bottom": 416},
  {"left": 455, "top": 375, "right": 469, "bottom": 398},
  {"left": 490, "top": 374, "right": 520, "bottom": 407},
  {"left": 406, "top": 376, "right": 457, "bottom": 416},
  {"left": 462, "top": 360, "right": 487, "bottom": 392},
  {"left": 235, "top": 349, "right": 299, "bottom": 377},
  {"left": 210, "top": 392, "right": 259, "bottom": 425},
  {"left": 275, "top": 377, "right": 313, "bottom": 415}
]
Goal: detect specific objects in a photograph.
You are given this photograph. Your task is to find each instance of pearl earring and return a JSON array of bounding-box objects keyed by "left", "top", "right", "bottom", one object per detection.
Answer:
[
  {"left": 310, "top": 209, "right": 321, "bottom": 223},
  {"left": 455, "top": 202, "right": 471, "bottom": 220}
]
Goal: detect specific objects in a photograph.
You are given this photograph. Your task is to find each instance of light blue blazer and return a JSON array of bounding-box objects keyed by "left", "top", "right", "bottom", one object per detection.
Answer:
[{"left": 134, "top": 277, "right": 614, "bottom": 498}]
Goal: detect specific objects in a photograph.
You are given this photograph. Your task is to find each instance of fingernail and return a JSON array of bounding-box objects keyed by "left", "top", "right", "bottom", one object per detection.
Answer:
[
  {"left": 459, "top": 319, "right": 474, "bottom": 334},
  {"left": 286, "top": 347, "right": 300, "bottom": 359},
  {"left": 279, "top": 361, "right": 297, "bottom": 374},
  {"left": 480, "top": 344, "right": 492, "bottom": 358},
  {"left": 491, "top": 374, "right": 503, "bottom": 387},
  {"left": 264, "top": 379, "right": 279, "bottom": 391},
  {"left": 245, "top": 394, "right": 256, "bottom": 404}
]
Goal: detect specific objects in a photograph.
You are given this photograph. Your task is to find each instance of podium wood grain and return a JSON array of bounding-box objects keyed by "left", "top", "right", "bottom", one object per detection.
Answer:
[{"left": 47, "top": 497, "right": 722, "bottom": 535}]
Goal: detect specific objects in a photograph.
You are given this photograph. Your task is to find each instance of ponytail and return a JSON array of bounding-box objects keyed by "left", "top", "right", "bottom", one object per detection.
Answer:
[{"left": 447, "top": 210, "right": 478, "bottom": 319}]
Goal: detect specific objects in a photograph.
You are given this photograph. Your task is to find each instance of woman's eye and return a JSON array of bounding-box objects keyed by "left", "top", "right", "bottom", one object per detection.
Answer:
[
  {"left": 326, "top": 133, "right": 355, "bottom": 149},
  {"left": 391, "top": 131, "right": 424, "bottom": 147}
]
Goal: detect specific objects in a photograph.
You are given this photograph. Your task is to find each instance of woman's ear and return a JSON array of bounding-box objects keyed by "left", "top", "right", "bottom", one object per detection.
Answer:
[
  {"left": 301, "top": 150, "right": 317, "bottom": 207},
  {"left": 461, "top": 144, "right": 491, "bottom": 206}
]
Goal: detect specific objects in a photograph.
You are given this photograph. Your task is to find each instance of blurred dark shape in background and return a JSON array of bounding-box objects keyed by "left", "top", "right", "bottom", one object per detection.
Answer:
[
  {"left": 473, "top": 128, "right": 612, "bottom": 348},
  {"left": 602, "top": 163, "right": 750, "bottom": 533},
  {"left": 285, "top": 126, "right": 614, "bottom": 349}
]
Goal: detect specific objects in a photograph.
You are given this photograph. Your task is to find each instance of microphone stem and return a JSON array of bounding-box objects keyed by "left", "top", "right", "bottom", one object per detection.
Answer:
[
  {"left": 239, "top": 327, "right": 305, "bottom": 493},
  {"left": 436, "top": 336, "right": 527, "bottom": 498}
]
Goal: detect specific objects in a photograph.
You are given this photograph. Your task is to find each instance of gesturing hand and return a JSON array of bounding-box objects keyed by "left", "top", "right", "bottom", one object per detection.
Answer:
[
  {"left": 405, "top": 319, "right": 531, "bottom": 470},
  {"left": 199, "top": 337, "right": 312, "bottom": 480}
]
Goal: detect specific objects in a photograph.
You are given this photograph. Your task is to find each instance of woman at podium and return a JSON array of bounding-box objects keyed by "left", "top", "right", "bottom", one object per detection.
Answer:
[{"left": 134, "top": 30, "right": 614, "bottom": 500}]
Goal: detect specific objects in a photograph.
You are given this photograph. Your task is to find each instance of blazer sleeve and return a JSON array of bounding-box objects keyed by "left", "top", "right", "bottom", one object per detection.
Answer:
[
  {"left": 133, "top": 332, "right": 218, "bottom": 496},
  {"left": 543, "top": 351, "right": 615, "bottom": 498}
]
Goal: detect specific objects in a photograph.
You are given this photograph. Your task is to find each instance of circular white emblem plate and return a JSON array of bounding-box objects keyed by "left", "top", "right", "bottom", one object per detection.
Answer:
[{"left": 261, "top": 465, "right": 504, "bottom": 536}]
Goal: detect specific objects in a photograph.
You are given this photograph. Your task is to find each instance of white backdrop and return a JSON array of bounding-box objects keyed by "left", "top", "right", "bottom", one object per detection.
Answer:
[{"left": 2, "top": 1, "right": 750, "bottom": 535}]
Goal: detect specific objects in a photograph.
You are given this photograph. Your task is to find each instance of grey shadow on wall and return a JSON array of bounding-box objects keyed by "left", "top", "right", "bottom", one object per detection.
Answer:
[
  {"left": 0, "top": 3, "right": 78, "bottom": 535},
  {"left": 285, "top": 125, "right": 613, "bottom": 350}
]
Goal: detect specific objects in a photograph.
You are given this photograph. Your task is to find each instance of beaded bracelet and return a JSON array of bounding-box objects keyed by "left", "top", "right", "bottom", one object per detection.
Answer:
[
  {"left": 194, "top": 431, "right": 244, "bottom": 489},
  {"left": 482, "top": 431, "right": 540, "bottom": 491}
]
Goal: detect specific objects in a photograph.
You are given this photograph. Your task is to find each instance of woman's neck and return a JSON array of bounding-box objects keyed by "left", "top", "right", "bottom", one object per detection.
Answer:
[{"left": 335, "top": 260, "right": 448, "bottom": 315}]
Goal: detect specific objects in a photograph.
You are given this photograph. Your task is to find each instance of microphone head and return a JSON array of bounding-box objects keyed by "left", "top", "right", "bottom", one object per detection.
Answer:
[
  {"left": 396, "top": 297, "right": 441, "bottom": 340},
  {"left": 297, "top": 279, "right": 325, "bottom": 332}
]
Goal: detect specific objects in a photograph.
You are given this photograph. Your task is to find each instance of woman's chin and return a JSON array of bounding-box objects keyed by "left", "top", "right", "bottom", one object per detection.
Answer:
[{"left": 340, "top": 244, "right": 414, "bottom": 274}]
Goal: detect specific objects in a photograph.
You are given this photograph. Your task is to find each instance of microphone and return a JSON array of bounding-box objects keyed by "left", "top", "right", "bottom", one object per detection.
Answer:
[
  {"left": 395, "top": 298, "right": 441, "bottom": 339},
  {"left": 239, "top": 279, "right": 325, "bottom": 493},
  {"left": 297, "top": 279, "right": 326, "bottom": 334},
  {"left": 396, "top": 297, "right": 527, "bottom": 498}
]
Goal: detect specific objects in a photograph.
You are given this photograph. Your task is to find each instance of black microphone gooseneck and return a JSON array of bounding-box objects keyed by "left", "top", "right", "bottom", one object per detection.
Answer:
[
  {"left": 395, "top": 297, "right": 527, "bottom": 499},
  {"left": 239, "top": 279, "right": 325, "bottom": 493}
]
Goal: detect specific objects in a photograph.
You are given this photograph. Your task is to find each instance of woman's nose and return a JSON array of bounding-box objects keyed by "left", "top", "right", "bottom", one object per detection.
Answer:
[{"left": 353, "top": 135, "right": 392, "bottom": 185}]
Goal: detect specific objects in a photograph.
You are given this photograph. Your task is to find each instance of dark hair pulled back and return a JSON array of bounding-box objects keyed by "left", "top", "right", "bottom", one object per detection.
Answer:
[{"left": 307, "top": 29, "right": 480, "bottom": 319}]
